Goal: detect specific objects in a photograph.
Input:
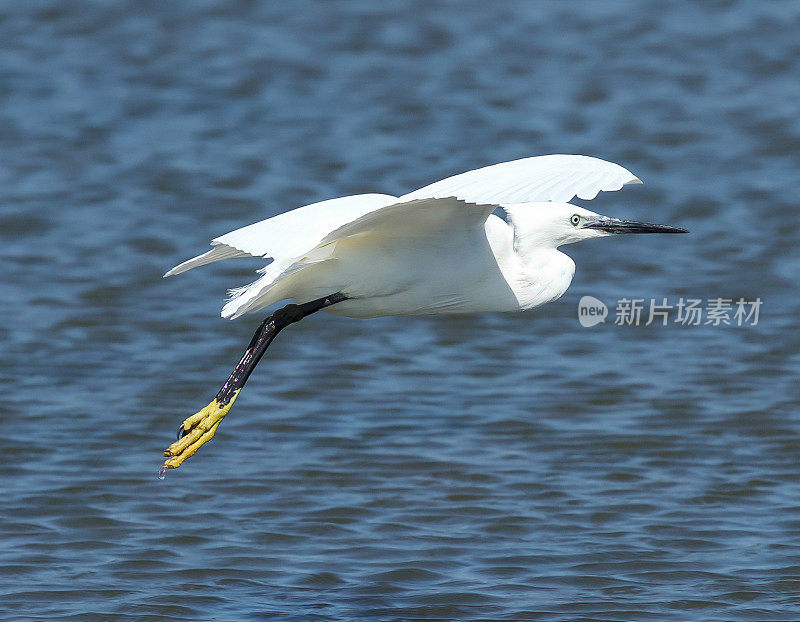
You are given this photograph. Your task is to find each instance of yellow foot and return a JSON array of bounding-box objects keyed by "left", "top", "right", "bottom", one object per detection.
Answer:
[{"left": 161, "top": 389, "right": 240, "bottom": 470}]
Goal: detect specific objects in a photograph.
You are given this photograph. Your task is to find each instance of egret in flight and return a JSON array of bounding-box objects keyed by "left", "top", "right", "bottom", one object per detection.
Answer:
[{"left": 161, "top": 154, "right": 686, "bottom": 472}]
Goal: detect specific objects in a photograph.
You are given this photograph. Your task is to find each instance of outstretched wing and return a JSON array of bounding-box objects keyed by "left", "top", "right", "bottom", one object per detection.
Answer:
[
  {"left": 164, "top": 193, "right": 399, "bottom": 276},
  {"left": 287, "top": 154, "right": 641, "bottom": 266},
  {"left": 219, "top": 195, "right": 491, "bottom": 318},
  {"left": 399, "top": 154, "right": 641, "bottom": 204}
]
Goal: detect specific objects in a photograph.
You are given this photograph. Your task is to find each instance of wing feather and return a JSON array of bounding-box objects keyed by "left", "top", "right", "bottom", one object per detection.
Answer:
[
  {"left": 211, "top": 193, "right": 398, "bottom": 259},
  {"left": 317, "top": 197, "right": 493, "bottom": 246},
  {"left": 163, "top": 244, "right": 252, "bottom": 277},
  {"left": 399, "top": 154, "right": 641, "bottom": 205},
  {"left": 164, "top": 193, "right": 397, "bottom": 277}
]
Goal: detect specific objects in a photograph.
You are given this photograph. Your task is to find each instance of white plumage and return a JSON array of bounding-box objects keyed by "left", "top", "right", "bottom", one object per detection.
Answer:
[
  {"left": 165, "top": 155, "right": 645, "bottom": 319},
  {"left": 161, "top": 155, "right": 689, "bottom": 472}
]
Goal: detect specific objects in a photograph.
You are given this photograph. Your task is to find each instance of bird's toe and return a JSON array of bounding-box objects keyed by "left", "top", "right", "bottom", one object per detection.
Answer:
[{"left": 162, "top": 391, "right": 240, "bottom": 470}]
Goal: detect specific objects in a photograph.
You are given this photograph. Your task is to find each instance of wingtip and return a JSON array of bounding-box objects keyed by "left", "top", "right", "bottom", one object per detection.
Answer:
[
  {"left": 163, "top": 265, "right": 184, "bottom": 278},
  {"left": 625, "top": 177, "right": 644, "bottom": 185}
]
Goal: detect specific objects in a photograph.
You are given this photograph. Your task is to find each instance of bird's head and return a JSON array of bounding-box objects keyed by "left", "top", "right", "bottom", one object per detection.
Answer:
[{"left": 503, "top": 202, "right": 688, "bottom": 250}]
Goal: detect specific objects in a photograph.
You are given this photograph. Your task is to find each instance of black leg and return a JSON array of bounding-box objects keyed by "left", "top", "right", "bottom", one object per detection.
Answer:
[
  {"left": 163, "top": 292, "right": 347, "bottom": 468},
  {"left": 185, "top": 292, "right": 347, "bottom": 435}
]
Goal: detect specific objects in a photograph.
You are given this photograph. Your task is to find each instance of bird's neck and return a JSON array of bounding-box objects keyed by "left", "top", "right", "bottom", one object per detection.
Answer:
[
  {"left": 484, "top": 216, "right": 576, "bottom": 312},
  {"left": 511, "top": 246, "right": 576, "bottom": 310}
]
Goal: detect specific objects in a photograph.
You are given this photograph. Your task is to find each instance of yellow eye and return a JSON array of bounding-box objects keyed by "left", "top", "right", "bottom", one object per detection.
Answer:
[{"left": 570, "top": 214, "right": 581, "bottom": 226}]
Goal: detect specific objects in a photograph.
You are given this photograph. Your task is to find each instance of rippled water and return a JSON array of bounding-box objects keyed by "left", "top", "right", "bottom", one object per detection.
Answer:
[{"left": 2, "top": 1, "right": 799, "bottom": 619}]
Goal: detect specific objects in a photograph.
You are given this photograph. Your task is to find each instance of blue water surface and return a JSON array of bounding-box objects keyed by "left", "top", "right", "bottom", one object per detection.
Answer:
[{"left": 1, "top": 1, "right": 799, "bottom": 620}]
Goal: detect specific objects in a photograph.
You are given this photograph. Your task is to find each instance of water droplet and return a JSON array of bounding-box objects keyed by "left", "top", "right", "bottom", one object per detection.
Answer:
[{"left": 157, "top": 467, "right": 168, "bottom": 480}]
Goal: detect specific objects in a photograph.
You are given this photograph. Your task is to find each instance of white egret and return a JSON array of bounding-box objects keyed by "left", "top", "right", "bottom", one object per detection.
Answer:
[{"left": 161, "top": 154, "right": 686, "bottom": 471}]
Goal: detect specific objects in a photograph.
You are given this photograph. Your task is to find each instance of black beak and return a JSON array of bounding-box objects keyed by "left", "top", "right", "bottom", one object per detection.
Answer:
[{"left": 585, "top": 217, "right": 689, "bottom": 234}]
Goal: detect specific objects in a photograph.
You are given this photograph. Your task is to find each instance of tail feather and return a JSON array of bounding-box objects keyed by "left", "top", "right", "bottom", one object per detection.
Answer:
[
  {"left": 221, "top": 256, "right": 333, "bottom": 319},
  {"left": 221, "top": 281, "right": 267, "bottom": 319}
]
